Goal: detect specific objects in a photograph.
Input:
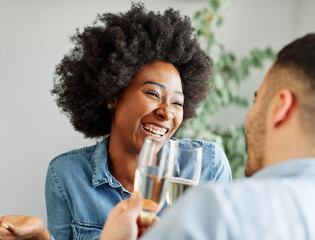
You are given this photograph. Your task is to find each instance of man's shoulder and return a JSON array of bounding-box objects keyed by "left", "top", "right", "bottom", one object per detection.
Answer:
[
  {"left": 199, "top": 177, "right": 315, "bottom": 218},
  {"left": 205, "top": 177, "right": 312, "bottom": 196},
  {"left": 143, "top": 176, "right": 315, "bottom": 240}
]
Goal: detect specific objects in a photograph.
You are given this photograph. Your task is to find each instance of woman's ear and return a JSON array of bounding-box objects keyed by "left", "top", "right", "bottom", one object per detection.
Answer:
[
  {"left": 270, "top": 89, "right": 295, "bottom": 127},
  {"left": 112, "top": 96, "right": 117, "bottom": 106},
  {"left": 107, "top": 97, "right": 116, "bottom": 110}
]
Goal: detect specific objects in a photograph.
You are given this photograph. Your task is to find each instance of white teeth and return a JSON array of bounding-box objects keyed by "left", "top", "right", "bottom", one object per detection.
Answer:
[
  {"left": 147, "top": 132, "right": 160, "bottom": 137},
  {"left": 143, "top": 124, "right": 167, "bottom": 137}
]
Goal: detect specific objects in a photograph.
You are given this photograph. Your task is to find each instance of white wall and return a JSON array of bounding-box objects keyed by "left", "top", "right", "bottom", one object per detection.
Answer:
[
  {"left": 0, "top": 0, "right": 314, "bottom": 222},
  {"left": 210, "top": 0, "right": 315, "bottom": 127}
]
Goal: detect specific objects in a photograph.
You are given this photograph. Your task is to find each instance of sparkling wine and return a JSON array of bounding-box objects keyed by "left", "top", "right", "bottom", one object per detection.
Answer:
[
  {"left": 167, "top": 177, "right": 197, "bottom": 205},
  {"left": 134, "top": 167, "right": 170, "bottom": 223}
]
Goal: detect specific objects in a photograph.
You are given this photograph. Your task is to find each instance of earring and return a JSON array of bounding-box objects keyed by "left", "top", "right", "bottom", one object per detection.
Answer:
[
  {"left": 108, "top": 98, "right": 116, "bottom": 110},
  {"left": 107, "top": 103, "right": 113, "bottom": 109}
]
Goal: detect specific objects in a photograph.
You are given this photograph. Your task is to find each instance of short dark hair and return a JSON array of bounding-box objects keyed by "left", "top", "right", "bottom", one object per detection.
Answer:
[
  {"left": 276, "top": 33, "right": 315, "bottom": 85},
  {"left": 52, "top": 3, "right": 212, "bottom": 138},
  {"left": 273, "top": 33, "right": 315, "bottom": 133}
]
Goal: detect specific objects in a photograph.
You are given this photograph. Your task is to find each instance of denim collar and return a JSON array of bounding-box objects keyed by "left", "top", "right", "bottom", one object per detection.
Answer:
[
  {"left": 91, "top": 136, "right": 122, "bottom": 188},
  {"left": 91, "top": 136, "right": 180, "bottom": 188}
]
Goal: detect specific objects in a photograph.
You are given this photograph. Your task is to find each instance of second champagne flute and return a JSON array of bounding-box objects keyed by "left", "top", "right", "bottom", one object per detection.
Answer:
[
  {"left": 134, "top": 136, "right": 176, "bottom": 224},
  {"left": 167, "top": 140, "right": 202, "bottom": 205}
]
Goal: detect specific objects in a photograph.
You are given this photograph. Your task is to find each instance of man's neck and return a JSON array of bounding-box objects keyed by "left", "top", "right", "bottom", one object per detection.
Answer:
[{"left": 264, "top": 124, "right": 315, "bottom": 168}]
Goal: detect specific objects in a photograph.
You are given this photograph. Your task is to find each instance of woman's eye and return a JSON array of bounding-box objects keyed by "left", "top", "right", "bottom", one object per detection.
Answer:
[
  {"left": 146, "top": 91, "right": 159, "bottom": 99},
  {"left": 173, "top": 101, "right": 183, "bottom": 107}
]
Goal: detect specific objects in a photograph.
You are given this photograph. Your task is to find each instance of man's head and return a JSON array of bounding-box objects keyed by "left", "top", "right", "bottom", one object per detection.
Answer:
[{"left": 245, "top": 33, "right": 315, "bottom": 177}]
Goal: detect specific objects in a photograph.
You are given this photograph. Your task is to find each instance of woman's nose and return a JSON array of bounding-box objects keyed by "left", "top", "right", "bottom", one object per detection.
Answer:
[{"left": 155, "top": 103, "right": 174, "bottom": 120}]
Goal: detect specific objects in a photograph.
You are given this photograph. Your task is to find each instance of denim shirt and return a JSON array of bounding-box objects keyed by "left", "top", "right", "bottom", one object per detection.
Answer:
[
  {"left": 45, "top": 136, "right": 231, "bottom": 240},
  {"left": 142, "top": 159, "right": 315, "bottom": 240}
]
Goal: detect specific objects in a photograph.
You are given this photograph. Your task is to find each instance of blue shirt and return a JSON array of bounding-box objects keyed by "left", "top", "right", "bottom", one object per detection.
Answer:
[
  {"left": 142, "top": 158, "right": 315, "bottom": 240},
  {"left": 45, "top": 136, "right": 231, "bottom": 240}
]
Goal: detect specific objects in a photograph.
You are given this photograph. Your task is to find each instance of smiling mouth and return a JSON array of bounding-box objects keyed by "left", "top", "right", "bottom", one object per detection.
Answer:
[{"left": 142, "top": 123, "right": 168, "bottom": 137}]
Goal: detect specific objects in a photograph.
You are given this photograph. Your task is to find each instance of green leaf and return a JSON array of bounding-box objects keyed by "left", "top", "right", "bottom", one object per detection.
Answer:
[
  {"left": 209, "top": 0, "right": 220, "bottom": 11},
  {"left": 216, "top": 15, "right": 223, "bottom": 26}
]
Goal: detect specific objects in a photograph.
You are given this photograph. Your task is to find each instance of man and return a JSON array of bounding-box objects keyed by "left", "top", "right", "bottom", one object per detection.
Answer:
[{"left": 100, "top": 33, "right": 315, "bottom": 240}]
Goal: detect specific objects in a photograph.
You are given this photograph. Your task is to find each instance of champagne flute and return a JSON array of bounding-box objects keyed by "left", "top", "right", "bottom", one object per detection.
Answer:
[
  {"left": 134, "top": 137, "right": 176, "bottom": 224},
  {"left": 167, "top": 140, "right": 202, "bottom": 205}
]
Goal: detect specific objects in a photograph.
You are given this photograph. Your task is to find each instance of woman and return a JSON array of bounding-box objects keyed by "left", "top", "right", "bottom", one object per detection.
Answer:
[{"left": 0, "top": 3, "right": 231, "bottom": 240}]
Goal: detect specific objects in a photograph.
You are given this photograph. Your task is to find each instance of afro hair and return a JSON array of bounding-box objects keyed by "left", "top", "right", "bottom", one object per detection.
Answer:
[{"left": 52, "top": 3, "right": 212, "bottom": 138}]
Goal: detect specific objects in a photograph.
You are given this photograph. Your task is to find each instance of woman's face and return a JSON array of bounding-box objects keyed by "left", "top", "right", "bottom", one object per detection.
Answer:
[{"left": 110, "top": 61, "right": 184, "bottom": 154}]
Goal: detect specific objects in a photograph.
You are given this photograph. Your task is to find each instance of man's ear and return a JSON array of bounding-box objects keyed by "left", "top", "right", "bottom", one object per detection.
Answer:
[{"left": 270, "top": 89, "right": 295, "bottom": 127}]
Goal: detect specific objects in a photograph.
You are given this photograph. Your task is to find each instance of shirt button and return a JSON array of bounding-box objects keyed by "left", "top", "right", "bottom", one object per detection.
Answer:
[{"left": 121, "top": 190, "right": 127, "bottom": 196}]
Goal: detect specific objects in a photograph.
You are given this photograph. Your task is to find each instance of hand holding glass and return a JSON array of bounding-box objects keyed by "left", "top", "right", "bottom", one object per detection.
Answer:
[{"left": 134, "top": 137, "right": 176, "bottom": 224}]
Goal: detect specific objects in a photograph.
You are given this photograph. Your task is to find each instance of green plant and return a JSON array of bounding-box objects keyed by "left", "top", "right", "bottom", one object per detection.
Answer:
[{"left": 176, "top": 0, "right": 276, "bottom": 178}]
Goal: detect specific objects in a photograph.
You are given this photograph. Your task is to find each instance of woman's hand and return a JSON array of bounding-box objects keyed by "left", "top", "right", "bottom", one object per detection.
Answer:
[
  {"left": 100, "top": 191, "right": 159, "bottom": 240},
  {"left": 0, "top": 215, "right": 50, "bottom": 240}
]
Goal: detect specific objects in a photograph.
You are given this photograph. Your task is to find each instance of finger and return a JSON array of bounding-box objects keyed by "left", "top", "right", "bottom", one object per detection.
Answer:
[
  {"left": 108, "top": 199, "right": 129, "bottom": 217},
  {"left": 138, "top": 215, "right": 159, "bottom": 228},
  {"left": 0, "top": 222, "right": 9, "bottom": 230},
  {"left": 137, "top": 216, "right": 159, "bottom": 238},
  {"left": 136, "top": 215, "right": 142, "bottom": 226},
  {"left": 1, "top": 222, "right": 19, "bottom": 236},
  {"left": 137, "top": 226, "right": 151, "bottom": 238},
  {"left": 126, "top": 191, "right": 143, "bottom": 216},
  {"left": 151, "top": 216, "right": 160, "bottom": 225},
  {"left": 137, "top": 226, "right": 144, "bottom": 238}
]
